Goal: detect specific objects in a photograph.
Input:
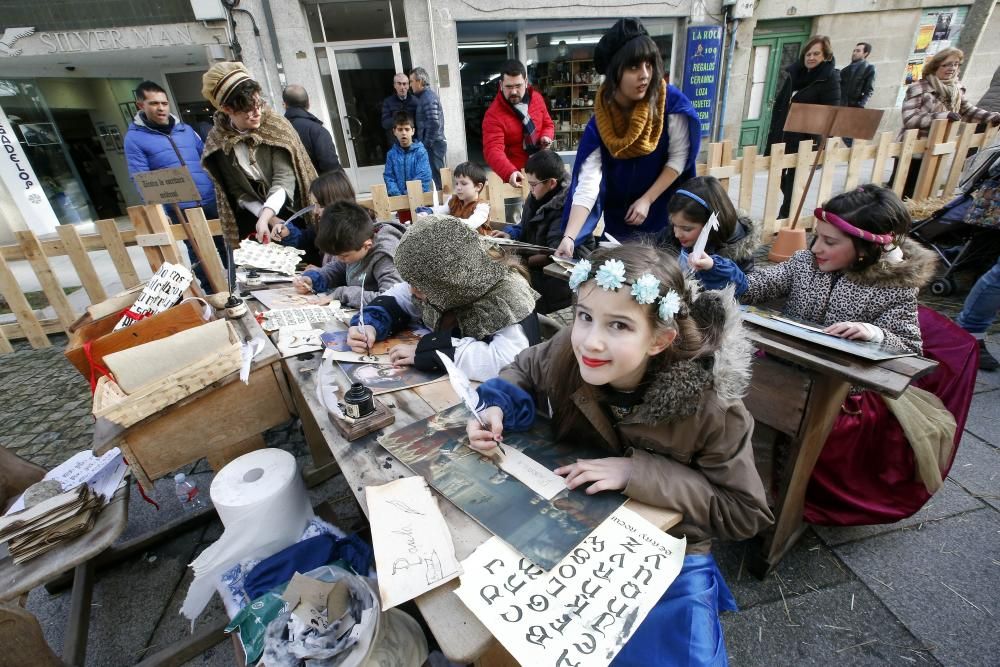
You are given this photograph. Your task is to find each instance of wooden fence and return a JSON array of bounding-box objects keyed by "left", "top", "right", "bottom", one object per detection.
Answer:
[{"left": 0, "top": 118, "right": 995, "bottom": 354}]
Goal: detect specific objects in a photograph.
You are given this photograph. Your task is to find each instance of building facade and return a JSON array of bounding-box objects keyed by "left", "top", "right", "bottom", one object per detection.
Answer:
[{"left": 1, "top": 0, "right": 997, "bottom": 243}]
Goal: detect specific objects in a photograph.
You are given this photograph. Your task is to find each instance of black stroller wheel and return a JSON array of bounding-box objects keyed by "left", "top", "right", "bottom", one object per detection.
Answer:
[{"left": 930, "top": 277, "right": 956, "bottom": 296}]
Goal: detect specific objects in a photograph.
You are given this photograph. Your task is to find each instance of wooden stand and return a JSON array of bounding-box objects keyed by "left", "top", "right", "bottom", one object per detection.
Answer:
[{"left": 327, "top": 398, "right": 395, "bottom": 441}]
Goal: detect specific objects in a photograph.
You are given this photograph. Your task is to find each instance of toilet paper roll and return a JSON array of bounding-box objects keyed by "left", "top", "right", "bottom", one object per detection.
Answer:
[{"left": 180, "top": 448, "right": 314, "bottom": 622}]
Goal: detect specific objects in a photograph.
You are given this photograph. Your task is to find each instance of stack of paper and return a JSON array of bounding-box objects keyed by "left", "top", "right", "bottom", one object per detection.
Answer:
[{"left": 0, "top": 484, "right": 104, "bottom": 564}]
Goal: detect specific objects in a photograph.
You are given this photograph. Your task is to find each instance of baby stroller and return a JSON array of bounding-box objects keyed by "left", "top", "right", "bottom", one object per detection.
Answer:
[{"left": 911, "top": 136, "right": 1000, "bottom": 296}]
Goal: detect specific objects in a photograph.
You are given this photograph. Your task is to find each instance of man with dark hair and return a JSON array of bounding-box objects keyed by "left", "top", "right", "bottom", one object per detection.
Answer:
[
  {"left": 124, "top": 80, "right": 220, "bottom": 280},
  {"left": 482, "top": 58, "right": 554, "bottom": 187},
  {"left": 381, "top": 73, "right": 417, "bottom": 146},
  {"left": 282, "top": 84, "right": 340, "bottom": 173},
  {"left": 293, "top": 201, "right": 405, "bottom": 307},
  {"left": 840, "top": 42, "right": 876, "bottom": 109},
  {"left": 408, "top": 66, "right": 447, "bottom": 189}
]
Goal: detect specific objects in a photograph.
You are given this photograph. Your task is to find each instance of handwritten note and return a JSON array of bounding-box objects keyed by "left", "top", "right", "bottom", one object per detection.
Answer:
[
  {"left": 499, "top": 447, "right": 567, "bottom": 500},
  {"left": 366, "top": 476, "right": 461, "bottom": 610},
  {"left": 455, "top": 506, "right": 685, "bottom": 667}
]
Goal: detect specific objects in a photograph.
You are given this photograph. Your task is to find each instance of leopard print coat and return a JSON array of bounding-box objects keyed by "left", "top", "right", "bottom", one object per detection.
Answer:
[{"left": 740, "top": 237, "right": 938, "bottom": 353}]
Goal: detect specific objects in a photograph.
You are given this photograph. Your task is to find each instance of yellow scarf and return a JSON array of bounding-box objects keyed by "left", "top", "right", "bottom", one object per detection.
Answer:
[{"left": 594, "top": 80, "right": 666, "bottom": 160}]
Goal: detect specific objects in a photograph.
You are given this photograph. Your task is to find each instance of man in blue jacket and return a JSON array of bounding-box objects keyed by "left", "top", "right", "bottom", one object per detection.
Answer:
[
  {"left": 124, "top": 81, "right": 223, "bottom": 278},
  {"left": 408, "top": 67, "right": 447, "bottom": 189}
]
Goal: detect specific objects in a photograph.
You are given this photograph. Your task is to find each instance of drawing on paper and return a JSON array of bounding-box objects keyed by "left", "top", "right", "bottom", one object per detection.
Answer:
[
  {"left": 252, "top": 287, "right": 333, "bottom": 311},
  {"left": 378, "top": 404, "right": 627, "bottom": 570},
  {"left": 336, "top": 362, "right": 446, "bottom": 394}
]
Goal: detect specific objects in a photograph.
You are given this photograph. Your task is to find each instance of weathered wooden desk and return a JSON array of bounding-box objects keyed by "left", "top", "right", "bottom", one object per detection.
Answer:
[
  {"left": 542, "top": 262, "right": 939, "bottom": 576},
  {"left": 281, "top": 336, "right": 682, "bottom": 665},
  {"left": 92, "top": 310, "right": 294, "bottom": 490}
]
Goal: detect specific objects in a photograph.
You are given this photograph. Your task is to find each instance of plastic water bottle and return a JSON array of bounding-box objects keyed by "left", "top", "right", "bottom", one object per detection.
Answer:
[{"left": 174, "top": 473, "right": 208, "bottom": 511}]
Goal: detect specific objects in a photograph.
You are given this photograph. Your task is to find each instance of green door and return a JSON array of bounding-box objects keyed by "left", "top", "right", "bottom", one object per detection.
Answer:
[{"left": 739, "top": 20, "right": 811, "bottom": 152}]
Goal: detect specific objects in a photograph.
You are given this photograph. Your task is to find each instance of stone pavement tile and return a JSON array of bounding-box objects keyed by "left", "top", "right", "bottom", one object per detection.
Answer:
[
  {"left": 147, "top": 558, "right": 231, "bottom": 666},
  {"left": 963, "top": 387, "right": 1000, "bottom": 443},
  {"left": 25, "top": 525, "right": 206, "bottom": 667},
  {"left": 946, "top": 432, "right": 1000, "bottom": 512},
  {"left": 715, "top": 530, "right": 853, "bottom": 609},
  {"left": 721, "top": 581, "right": 936, "bottom": 666},
  {"left": 813, "top": 479, "right": 984, "bottom": 547},
  {"left": 834, "top": 508, "right": 1000, "bottom": 667}
]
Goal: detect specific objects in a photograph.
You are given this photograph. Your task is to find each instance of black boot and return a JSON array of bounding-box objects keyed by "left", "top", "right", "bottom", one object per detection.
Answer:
[{"left": 979, "top": 339, "right": 999, "bottom": 372}]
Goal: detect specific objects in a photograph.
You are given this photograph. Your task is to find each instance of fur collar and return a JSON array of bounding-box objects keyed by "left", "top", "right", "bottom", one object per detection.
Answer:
[
  {"left": 534, "top": 173, "right": 570, "bottom": 217},
  {"left": 626, "top": 286, "right": 754, "bottom": 424},
  {"left": 715, "top": 216, "right": 760, "bottom": 264},
  {"left": 846, "top": 237, "right": 938, "bottom": 289}
]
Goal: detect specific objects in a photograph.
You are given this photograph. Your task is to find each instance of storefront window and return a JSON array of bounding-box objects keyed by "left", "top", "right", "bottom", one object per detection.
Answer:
[
  {"left": 0, "top": 79, "right": 95, "bottom": 225},
  {"left": 307, "top": 0, "right": 406, "bottom": 43}
]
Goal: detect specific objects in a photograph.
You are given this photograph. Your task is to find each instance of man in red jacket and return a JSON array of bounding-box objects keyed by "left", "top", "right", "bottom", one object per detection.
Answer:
[{"left": 482, "top": 59, "right": 555, "bottom": 187}]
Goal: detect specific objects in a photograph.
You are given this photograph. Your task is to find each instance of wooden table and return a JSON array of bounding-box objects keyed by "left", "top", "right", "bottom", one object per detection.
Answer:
[
  {"left": 542, "top": 262, "right": 939, "bottom": 576},
  {"left": 92, "top": 310, "right": 295, "bottom": 490},
  {"left": 280, "top": 335, "right": 681, "bottom": 665}
]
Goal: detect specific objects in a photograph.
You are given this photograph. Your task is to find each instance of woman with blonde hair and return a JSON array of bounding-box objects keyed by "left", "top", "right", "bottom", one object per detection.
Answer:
[{"left": 895, "top": 47, "right": 1000, "bottom": 198}]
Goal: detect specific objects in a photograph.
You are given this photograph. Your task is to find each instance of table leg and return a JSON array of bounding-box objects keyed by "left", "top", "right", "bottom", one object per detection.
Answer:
[
  {"left": 284, "top": 362, "right": 341, "bottom": 486},
  {"left": 754, "top": 374, "right": 850, "bottom": 577},
  {"left": 63, "top": 561, "right": 94, "bottom": 667}
]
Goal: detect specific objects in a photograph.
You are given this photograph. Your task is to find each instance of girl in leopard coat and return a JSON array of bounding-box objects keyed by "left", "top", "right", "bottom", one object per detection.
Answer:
[{"left": 696, "top": 185, "right": 980, "bottom": 526}]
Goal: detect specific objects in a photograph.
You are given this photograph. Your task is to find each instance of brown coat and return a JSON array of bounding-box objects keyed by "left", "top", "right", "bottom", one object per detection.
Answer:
[
  {"left": 899, "top": 78, "right": 997, "bottom": 140},
  {"left": 498, "top": 293, "right": 773, "bottom": 554}
]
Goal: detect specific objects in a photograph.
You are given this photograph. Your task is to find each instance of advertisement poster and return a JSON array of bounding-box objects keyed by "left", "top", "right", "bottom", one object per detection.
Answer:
[
  {"left": 0, "top": 105, "right": 60, "bottom": 235},
  {"left": 680, "top": 25, "right": 723, "bottom": 138},
  {"left": 898, "top": 7, "right": 968, "bottom": 102}
]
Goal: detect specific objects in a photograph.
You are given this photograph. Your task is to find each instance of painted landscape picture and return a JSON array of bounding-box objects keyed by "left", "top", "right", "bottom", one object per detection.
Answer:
[{"left": 378, "top": 404, "right": 626, "bottom": 570}]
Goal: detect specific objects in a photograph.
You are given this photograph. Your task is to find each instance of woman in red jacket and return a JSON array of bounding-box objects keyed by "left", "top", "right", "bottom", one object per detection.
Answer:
[{"left": 481, "top": 59, "right": 555, "bottom": 187}]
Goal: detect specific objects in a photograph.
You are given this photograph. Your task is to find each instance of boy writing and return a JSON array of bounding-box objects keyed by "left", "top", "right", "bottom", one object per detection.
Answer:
[
  {"left": 293, "top": 201, "right": 406, "bottom": 307},
  {"left": 384, "top": 111, "right": 434, "bottom": 197}
]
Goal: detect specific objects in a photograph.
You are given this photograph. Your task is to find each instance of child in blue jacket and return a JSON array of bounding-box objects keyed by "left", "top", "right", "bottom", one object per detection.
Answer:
[{"left": 383, "top": 111, "right": 433, "bottom": 197}]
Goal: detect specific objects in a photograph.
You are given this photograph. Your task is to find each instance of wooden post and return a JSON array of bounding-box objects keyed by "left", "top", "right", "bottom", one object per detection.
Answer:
[
  {"left": 96, "top": 219, "right": 141, "bottom": 289},
  {"left": 738, "top": 144, "right": 757, "bottom": 213},
  {"left": 487, "top": 172, "right": 506, "bottom": 224},
  {"left": 439, "top": 167, "right": 453, "bottom": 195},
  {"left": 131, "top": 205, "right": 200, "bottom": 298},
  {"left": 870, "top": 131, "right": 893, "bottom": 188},
  {"left": 788, "top": 139, "right": 814, "bottom": 224},
  {"left": 762, "top": 144, "right": 785, "bottom": 237},
  {"left": 56, "top": 224, "right": 107, "bottom": 304},
  {"left": 370, "top": 183, "right": 392, "bottom": 221},
  {"left": 816, "top": 136, "right": 840, "bottom": 215},
  {"left": 15, "top": 230, "right": 77, "bottom": 332},
  {"left": 913, "top": 119, "right": 949, "bottom": 200},
  {"left": 892, "top": 129, "right": 919, "bottom": 197},
  {"left": 942, "top": 121, "right": 975, "bottom": 197},
  {"left": 843, "top": 138, "right": 866, "bottom": 191},
  {"left": 405, "top": 179, "right": 423, "bottom": 221},
  {"left": 0, "top": 253, "right": 40, "bottom": 351},
  {"left": 183, "top": 207, "right": 228, "bottom": 294}
]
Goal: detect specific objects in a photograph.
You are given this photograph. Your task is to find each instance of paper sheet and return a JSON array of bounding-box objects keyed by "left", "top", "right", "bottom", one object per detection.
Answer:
[
  {"left": 455, "top": 506, "right": 686, "bottom": 667},
  {"left": 262, "top": 305, "right": 345, "bottom": 330},
  {"left": 276, "top": 324, "right": 324, "bottom": 358},
  {"left": 366, "top": 477, "right": 461, "bottom": 610},
  {"left": 233, "top": 239, "right": 305, "bottom": 275},
  {"left": 252, "top": 287, "right": 333, "bottom": 311},
  {"left": 498, "top": 447, "right": 567, "bottom": 500},
  {"left": 114, "top": 262, "right": 192, "bottom": 331},
  {"left": 5, "top": 448, "right": 125, "bottom": 516}
]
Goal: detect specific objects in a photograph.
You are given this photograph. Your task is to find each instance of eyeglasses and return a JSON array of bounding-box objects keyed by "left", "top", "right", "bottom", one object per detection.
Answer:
[
  {"left": 240, "top": 99, "right": 266, "bottom": 114},
  {"left": 527, "top": 179, "right": 542, "bottom": 188},
  {"left": 940, "top": 61, "right": 962, "bottom": 69}
]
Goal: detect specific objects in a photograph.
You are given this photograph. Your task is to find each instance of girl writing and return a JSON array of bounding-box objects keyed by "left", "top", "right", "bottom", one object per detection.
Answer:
[
  {"left": 694, "top": 185, "right": 970, "bottom": 526},
  {"left": 467, "top": 243, "right": 773, "bottom": 664},
  {"left": 348, "top": 215, "right": 540, "bottom": 381}
]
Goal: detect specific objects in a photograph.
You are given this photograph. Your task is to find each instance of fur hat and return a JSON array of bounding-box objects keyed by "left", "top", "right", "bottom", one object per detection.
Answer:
[
  {"left": 394, "top": 215, "right": 538, "bottom": 338},
  {"left": 201, "top": 61, "right": 253, "bottom": 110},
  {"left": 594, "top": 18, "right": 649, "bottom": 76}
]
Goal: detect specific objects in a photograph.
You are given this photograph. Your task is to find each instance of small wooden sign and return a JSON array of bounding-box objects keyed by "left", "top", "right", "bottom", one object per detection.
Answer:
[
  {"left": 133, "top": 167, "right": 201, "bottom": 205},
  {"left": 784, "top": 104, "right": 884, "bottom": 141}
]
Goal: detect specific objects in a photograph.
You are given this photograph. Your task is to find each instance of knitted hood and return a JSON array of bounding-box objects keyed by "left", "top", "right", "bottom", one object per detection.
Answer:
[{"left": 394, "top": 215, "right": 538, "bottom": 339}]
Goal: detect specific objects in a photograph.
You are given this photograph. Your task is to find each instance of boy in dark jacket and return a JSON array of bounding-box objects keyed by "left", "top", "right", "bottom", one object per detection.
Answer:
[
  {"left": 383, "top": 112, "right": 433, "bottom": 197},
  {"left": 496, "top": 150, "right": 593, "bottom": 313},
  {"left": 294, "top": 201, "right": 405, "bottom": 307}
]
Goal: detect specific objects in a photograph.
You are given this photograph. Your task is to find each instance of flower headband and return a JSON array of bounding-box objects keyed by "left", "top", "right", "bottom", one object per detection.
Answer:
[
  {"left": 814, "top": 208, "right": 894, "bottom": 246},
  {"left": 569, "top": 259, "right": 682, "bottom": 321}
]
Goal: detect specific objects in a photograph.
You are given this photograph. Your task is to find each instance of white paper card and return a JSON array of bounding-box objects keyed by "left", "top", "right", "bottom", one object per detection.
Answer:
[
  {"left": 455, "top": 506, "right": 686, "bottom": 667},
  {"left": 5, "top": 448, "right": 125, "bottom": 515},
  {"left": 366, "top": 477, "right": 462, "bottom": 610},
  {"left": 498, "top": 447, "right": 567, "bottom": 500},
  {"left": 691, "top": 212, "right": 720, "bottom": 259}
]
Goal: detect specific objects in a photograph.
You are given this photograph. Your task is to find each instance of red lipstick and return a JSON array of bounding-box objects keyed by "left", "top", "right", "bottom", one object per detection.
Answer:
[{"left": 582, "top": 356, "right": 610, "bottom": 368}]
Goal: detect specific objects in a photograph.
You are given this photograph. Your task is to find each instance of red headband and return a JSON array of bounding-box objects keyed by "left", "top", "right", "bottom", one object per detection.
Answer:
[{"left": 814, "top": 208, "right": 894, "bottom": 245}]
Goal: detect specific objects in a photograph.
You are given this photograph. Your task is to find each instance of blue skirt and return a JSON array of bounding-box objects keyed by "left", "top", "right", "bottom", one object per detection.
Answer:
[{"left": 612, "top": 554, "right": 736, "bottom": 667}]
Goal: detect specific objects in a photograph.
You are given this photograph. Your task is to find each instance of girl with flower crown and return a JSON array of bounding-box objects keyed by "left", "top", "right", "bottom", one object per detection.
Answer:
[
  {"left": 466, "top": 243, "right": 773, "bottom": 665},
  {"left": 693, "top": 184, "right": 979, "bottom": 527}
]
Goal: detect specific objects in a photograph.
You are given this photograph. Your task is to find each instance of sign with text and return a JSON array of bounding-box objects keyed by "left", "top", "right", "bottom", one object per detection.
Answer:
[
  {"left": 0, "top": 106, "right": 59, "bottom": 235},
  {"left": 133, "top": 167, "right": 200, "bottom": 205},
  {"left": 681, "top": 25, "right": 723, "bottom": 138}
]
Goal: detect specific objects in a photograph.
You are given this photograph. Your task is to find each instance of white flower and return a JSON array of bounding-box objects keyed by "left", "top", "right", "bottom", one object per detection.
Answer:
[
  {"left": 568, "top": 259, "right": 592, "bottom": 291},
  {"left": 658, "top": 290, "right": 682, "bottom": 321},
  {"left": 631, "top": 273, "right": 661, "bottom": 304},
  {"left": 594, "top": 259, "right": 627, "bottom": 291}
]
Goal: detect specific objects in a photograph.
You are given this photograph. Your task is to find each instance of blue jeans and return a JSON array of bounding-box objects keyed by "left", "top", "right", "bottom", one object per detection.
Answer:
[
  {"left": 426, "top": 139, "right": 447, "bottom": 190},
  {"left": 956, "top": 256, "right": 1000, "bottom": 337}
]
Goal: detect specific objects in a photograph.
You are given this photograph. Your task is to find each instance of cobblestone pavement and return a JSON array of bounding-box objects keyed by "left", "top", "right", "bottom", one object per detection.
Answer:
[{"left": 3, "top": 258, "right": 998, "bottom": 665}]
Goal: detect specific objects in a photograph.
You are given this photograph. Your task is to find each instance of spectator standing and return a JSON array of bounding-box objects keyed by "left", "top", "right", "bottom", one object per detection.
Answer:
[
  {"left": 840, "top": 42, "right": 876, "bottom": 109},
  {"left": 283, "top": 84, "right": 340, "bottom": 174},
  {"left": 766, "top": 35, "right": 841, "bottom": 219},
  {"left": 124, "top": 80, "right": 221, "bottom": 280},
  {"left": 482, "top": 59, "right": 555, "bottom": 187},
  {"left": 381, "top": 73, "right": 417, "bottom": 146},
  {"left": 409, "top": 67, "right": 447, "bottom": 189}
]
